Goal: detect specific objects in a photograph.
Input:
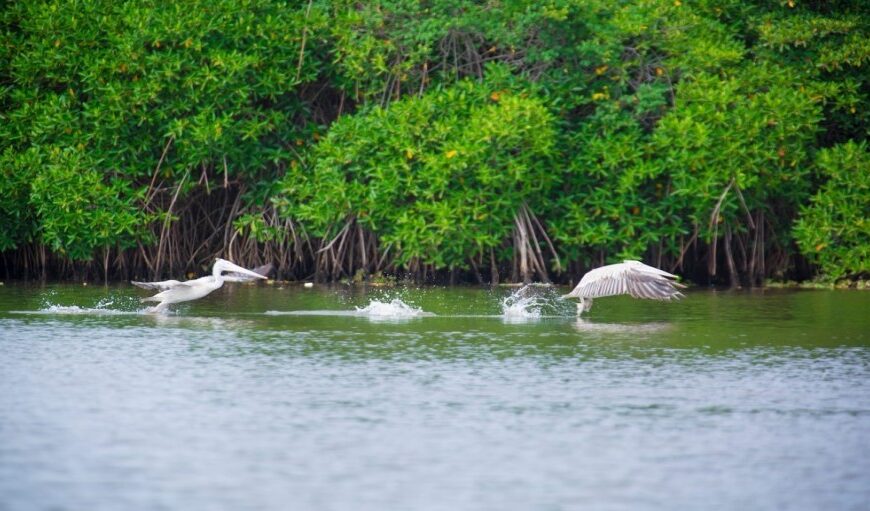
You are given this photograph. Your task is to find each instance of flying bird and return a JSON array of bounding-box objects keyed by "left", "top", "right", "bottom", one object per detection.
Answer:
[
  {"left": 132, "top": 258, "right": 269, "bottom": 312},
  {"left": 562, "top": 260, "right": 685, "bottom": 315}
]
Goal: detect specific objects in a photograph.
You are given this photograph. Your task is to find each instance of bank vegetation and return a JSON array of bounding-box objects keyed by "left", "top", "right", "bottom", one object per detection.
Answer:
[{"left": 1, "top": 0, "right": 867, "bottom": 284}]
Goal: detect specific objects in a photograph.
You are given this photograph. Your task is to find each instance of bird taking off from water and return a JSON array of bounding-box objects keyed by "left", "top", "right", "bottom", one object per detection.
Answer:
[
  {"left": 132, "top": 258, "right": 269, "bottom": 313},
  {"left": 562, "top": 260, "right": 685, "bottom": 315}
]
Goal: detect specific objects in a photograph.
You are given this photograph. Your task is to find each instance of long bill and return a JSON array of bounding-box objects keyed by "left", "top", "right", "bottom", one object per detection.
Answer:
[{"left": 216, "top": 259, "right": 269, "bottom": 281}]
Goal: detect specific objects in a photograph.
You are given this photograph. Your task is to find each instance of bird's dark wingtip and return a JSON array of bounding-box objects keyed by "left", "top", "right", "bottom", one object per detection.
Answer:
[{"left": 252, "top": 263, "right": 274, "bottom": 277}]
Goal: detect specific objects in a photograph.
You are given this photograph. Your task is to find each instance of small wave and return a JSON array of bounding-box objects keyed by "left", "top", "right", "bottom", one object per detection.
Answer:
[{"left": 355, "top": 299, "right": 432, "bottom": 319}]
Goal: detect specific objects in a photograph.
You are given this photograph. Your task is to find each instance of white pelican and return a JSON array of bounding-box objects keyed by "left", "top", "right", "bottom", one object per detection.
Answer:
[
  {"left": 132, "top": 258, "right": 268, "bottom": 312},
  {"left": 562, "top": 260, "right": 685, "bottom": 315}
]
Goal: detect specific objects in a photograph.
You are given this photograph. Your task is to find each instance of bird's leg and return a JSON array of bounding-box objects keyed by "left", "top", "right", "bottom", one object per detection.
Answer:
[
  {"left": 145, "top": 302, "right": 170, "bottom": 314},
  {"left": 576, "top": 298, "right": 593, "bottom": 315}
]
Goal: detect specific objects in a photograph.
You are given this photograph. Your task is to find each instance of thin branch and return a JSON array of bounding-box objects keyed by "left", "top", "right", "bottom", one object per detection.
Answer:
[
  {"left": 295, "top": 0, "right": 314, "bottom": 83},
  {"left": 153, "top": 169, "right": 188, "bottom": 279},
  {"left": 144, "top": 135, "right": 174, "bottom": 206}
]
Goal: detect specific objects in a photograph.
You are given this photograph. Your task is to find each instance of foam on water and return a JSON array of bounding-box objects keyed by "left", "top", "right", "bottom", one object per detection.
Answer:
[
  {"left": 32, "top": 305, "right": 134, "bottom": 315},
  {"left": 26, "top": 293, "right": 150, "bottom": 316}
]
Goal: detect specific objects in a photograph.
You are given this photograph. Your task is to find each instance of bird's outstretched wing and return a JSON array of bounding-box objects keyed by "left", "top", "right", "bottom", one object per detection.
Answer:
[
  {"left": 131, "top": 279, "right": 184, "bottom": 291},
  {"left": 565, "top": 260, "right": 684, "bottom": 300},
  {"left": 138, "top": 282, "right": 193, "bottom": 302},
  {"left": 624, "top": 269, "right": 685, "bottom": 300}
]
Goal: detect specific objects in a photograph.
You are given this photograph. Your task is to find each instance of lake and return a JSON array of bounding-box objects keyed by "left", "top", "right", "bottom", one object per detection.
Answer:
[{"left": 1, "top": 283, "right": 868, "bottom": 510}]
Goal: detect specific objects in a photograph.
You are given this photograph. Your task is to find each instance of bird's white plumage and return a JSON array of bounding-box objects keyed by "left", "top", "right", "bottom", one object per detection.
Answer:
[
  {"left": 131, "top": 264, "right": 273, "bottom": 291},
  {"left": 132, "top": 258, "right": 267, "bottom": 312},
  {"left": 562, "top": 260, "right": 685, "bottom": 315},
  {"left": 130, "top": 279, "right": 183, "bottom": 291}
]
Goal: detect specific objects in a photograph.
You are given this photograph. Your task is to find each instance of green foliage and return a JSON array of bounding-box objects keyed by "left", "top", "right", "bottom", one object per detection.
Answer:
[
  {"left": 543, "top": 0, "right": 863, "bottom": 275},
  {"left": 755, "top": 9, "right": 870, "bottom": 70},
  {"left": 0, "top": 148, "right": 38, "bottom": 251},
  {"left": 794, "top": 141, "right": 870, "bottom": 279},
  {"left": 325, "top": 0, "right": 589, "bottom": 103},
  {"left": 27, "top": 148, "right": 147, "bottom": 260},
  {"left": 1, "top": 0, "right": 868, "bottom": 282},
  {"left": 652, "top": 67, "right": 821, "bottom": 233},
  {"left": 279, "top": 73, "right": 556, "bottom": 268},
  {"left": 548, "top": 101, "right": 670, "bottom": 262},
  {"left": 1, "top": 0, "right": 327, "bottom": 258},
  {"left": 3, "top": 0, "right": 324, "bottom": 172}
]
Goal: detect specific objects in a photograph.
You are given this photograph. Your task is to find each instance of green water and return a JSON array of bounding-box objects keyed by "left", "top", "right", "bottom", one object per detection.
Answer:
[{"left": 1, "top": 283, "right": 868, "bottom": 510}]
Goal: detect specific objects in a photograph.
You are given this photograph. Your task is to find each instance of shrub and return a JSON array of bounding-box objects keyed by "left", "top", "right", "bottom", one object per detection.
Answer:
[
  {"left": 277, "top": 72, "right": 556, "bottom": 270},
  {"left": 794, "top": 141, "right": 870, "bottom": 279},
  {"left": 28, "top": 148, "right": 147, "bottom": 260}
]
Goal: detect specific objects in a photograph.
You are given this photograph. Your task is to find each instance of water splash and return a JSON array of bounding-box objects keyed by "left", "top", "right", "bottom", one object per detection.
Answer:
[
  {"left": 37, "top": 289, "right": 59, "bottom": 311},
  {"left": 36, "top": 305, "right": 131, "bottom": 315},
  {"left": 354, "top": 298, "right": 432, "bottom": 320},
  {"left": 500, "top": 284, "right": 574, "bottom": 321},
  {"left": 501, "top": 285, "right": 546, "bottom": 321},
  {"left": 35, "top": 292, "right": 147, "bottom": 315},
  {"left": 95, "top": 296, "right": 116, "bottom": 309}
]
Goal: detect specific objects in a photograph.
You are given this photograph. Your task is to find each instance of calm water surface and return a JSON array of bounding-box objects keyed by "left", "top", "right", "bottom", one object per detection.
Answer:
[{"left": 0, "top": 283, "right": 868, "bottom": 511}]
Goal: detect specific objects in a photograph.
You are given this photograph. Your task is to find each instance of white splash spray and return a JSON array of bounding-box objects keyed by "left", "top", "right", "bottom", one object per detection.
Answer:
[
  {"left": 354, "top": 298, "right": 431, "bottom": 319},
  {"left": 35, "top": 292, "right": 146, "bottom": 315},
  {"left": 500, "top": 284, "right": 574, "bottom": 321},
  {"left": 37, "top": 305, "right": 130, "bottom": 315},
  {"left": 501, "top": 285, "right": 546, "bottom": 320}
]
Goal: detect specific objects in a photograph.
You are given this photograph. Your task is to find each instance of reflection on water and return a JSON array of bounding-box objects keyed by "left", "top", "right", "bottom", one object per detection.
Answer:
[
  {"left": 571, "top": 318, "right": 673, "bottom": 336},
  {"left": 0, "top": 284, "right": 868, "bottom": 511},
  {"left": 144, "top": 314, "right": 256, "bottom": 330}
]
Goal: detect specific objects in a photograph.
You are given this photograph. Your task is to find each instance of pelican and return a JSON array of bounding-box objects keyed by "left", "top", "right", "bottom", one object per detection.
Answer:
[
  {"left": 562, "top": 260, "right": 685, "bottom": 315},
  {"left": 132, "top": 258, "right": 269, "bottom": 312}
]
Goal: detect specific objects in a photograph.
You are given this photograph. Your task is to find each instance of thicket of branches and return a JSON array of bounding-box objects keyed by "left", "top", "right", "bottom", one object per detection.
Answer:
[{"left": 1, "top": 0, "right": 867, "bottom": 284}]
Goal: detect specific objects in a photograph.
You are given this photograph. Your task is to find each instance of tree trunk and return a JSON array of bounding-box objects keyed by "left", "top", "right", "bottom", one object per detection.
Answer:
[{"left": 724, "top": 225, "right": 740, "bottom": 288}]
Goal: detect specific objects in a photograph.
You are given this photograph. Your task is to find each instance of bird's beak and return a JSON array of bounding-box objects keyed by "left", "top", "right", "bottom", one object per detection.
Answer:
[{"left": 222, "top": 261, "right": 268, "bottom": 280}]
